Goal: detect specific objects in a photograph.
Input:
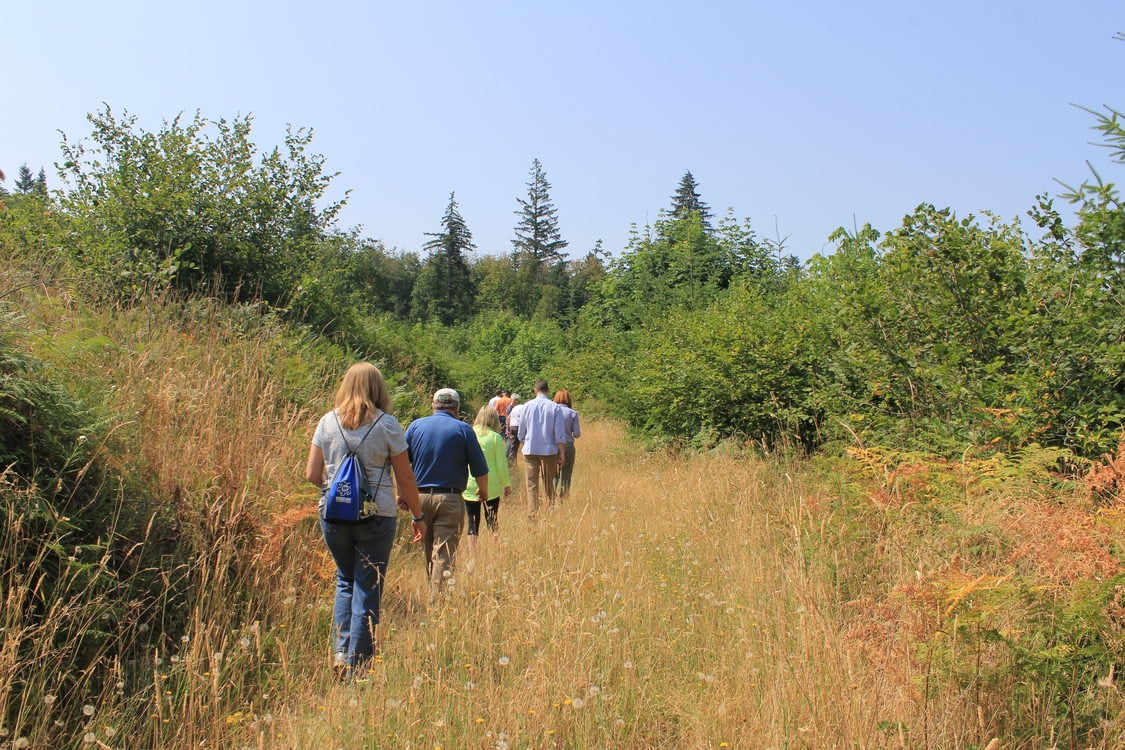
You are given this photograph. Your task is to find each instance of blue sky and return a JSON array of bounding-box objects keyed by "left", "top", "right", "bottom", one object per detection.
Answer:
[{"left": 4, "top": 2, "right": 1123, "bottom": 261}]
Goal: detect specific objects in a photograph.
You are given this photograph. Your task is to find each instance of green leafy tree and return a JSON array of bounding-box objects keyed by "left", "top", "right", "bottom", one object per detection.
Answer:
[
  {"left": 58, "top": 106, "right": 345, "bottom": 304},
  {"left": 412, "top": 192, "right": 476, "bottom": 326}
]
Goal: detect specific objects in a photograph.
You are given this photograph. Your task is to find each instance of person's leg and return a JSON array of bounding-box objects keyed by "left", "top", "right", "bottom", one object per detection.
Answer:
[
  {"left": 483, "top": 497, "right": 499, "bottom": 534},
  {"left": 465, "top": 499, "right": 481, "bottom": 554},
  {"left": 559, "top": 443, "right": 576, "bottom": 497},
  {"left": 541, "top": 455, "right": 559, "bottom": 508},
  {"left": 525, "top": 455, "right": 543, "bottom": 519},
  {"left": 320, "top": 519, "right": 355, "bottom": 657},
  {"left": 420, "top": 491, "right": 440, "bottom": 581},
  {"left": 428, "top": 492, "right": 465, "bottom": 589},
  {"left": 348, "top": 516, "right": 397, "bottom": 669}
]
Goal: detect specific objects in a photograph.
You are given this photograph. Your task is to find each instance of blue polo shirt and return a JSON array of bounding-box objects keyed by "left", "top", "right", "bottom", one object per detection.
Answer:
[{"left": 405, "top": 410, "right": 489, "bottom": 490}]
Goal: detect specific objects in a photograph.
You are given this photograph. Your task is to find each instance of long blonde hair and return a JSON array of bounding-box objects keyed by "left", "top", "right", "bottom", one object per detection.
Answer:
[
  {"left": 334, "top": 362, "right": 392, "bottom": 429},
  {"left": 473, "top": 405, "right": 501, "bottom": 434}
]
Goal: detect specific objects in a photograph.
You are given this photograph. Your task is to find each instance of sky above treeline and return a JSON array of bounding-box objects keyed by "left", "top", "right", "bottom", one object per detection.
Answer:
[{"left": 3, "top": 2, "right": 1123, "bottom": 261}]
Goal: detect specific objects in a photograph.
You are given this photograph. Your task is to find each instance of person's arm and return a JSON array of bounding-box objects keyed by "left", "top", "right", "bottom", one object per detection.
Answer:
[
  {"left": 306, "top": 444, "right": 325, "bottom": 486},
  {"left": 391, "top": 451, "right": 425, "bottom": 543}
]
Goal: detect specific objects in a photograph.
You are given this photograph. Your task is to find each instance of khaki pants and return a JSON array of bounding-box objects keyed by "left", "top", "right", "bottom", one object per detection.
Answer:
[
  {"left": 420, "top": 490, "right": 465, "bottom": 590},
  {"left": 524, "top": 454, "right": 558, "bottom": 519}
]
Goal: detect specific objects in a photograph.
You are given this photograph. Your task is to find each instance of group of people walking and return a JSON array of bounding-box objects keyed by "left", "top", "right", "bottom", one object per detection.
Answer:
[{"left": 305, "top": 363, "right": 581, "bottom": 679}]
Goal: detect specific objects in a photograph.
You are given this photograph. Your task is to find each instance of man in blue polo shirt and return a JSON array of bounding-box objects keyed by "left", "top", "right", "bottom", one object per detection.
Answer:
[{"left": 405, "top": 388, "right": 489, "bottom": 594}]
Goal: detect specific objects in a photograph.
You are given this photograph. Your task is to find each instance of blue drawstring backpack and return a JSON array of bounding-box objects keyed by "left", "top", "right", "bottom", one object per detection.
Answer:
[{"left": 324, "top": 413, "right": 386, "bottom": 522}]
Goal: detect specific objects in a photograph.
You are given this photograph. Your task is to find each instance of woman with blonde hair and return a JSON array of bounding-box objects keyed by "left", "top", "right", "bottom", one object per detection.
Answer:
[
  {"left": 552, "top": 389, "right": 581, "bottom": 498},
  {"left": 463, "top": 405, "right": 510, "bottom": 546},
  {"left": 306, "top": 362, "right": 425, "bottom": 678}
]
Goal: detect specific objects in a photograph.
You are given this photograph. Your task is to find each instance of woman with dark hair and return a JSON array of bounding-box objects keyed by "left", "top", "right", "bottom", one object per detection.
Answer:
[
  {"left": 305, "top": 362, "right": 425, "bottom": 678},
  {"left": 552, "top": 389, "right": 581, "bottom": 498}
]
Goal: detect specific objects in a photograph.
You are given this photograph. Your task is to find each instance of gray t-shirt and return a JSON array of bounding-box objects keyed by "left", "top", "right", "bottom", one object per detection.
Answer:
[{"left": 313, "top": 409, "right": 407, "bottom": 518}]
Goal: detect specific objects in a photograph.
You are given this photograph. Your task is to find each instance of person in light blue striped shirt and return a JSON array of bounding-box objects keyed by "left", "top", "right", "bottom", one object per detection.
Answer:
[{"left": 516, "top": 379, "right": 567, "bottom": 519}]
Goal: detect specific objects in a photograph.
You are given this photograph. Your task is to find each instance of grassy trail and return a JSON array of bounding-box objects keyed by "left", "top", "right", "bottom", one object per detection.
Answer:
[{"left": 251, "top": 419, "right": 951, "bottom": 750}]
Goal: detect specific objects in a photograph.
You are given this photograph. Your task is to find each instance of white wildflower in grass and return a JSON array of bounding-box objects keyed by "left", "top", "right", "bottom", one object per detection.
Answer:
[
  {"left": 442, "top": 570, "right": 452, "bottom": 579},
  {"left": 623, "top": 660, "right": 634, "bottom": 669},
  {"left": 587, "top": 686, "right": 601, "bottom": 697},
  {"left": 14, "top": 737, "right": 30, "bottom": 749},
  {"left": 181, "top": 634, "right": 190, "bottom": 643},
  {"left": 44, "top": 694, "right": 57, "bottom": 706},
  {"left": 497, "top": 656, "right": 510, "bottom": 666},
  {"left": 83, "top": 732, "right": 96, "bottom": 744},
  {"left": 83, "top": 704, "right": 96, "bottom": 716},
  {"left": 240, "top": 637, "right": 251, "bottom": 648},
  {"left": 570, "top": 697, "right": 585, "bottom": 709}
]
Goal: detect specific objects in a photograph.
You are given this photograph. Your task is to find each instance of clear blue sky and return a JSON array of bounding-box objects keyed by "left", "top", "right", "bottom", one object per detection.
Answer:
[{"left": 4, "top": 2, "right": 1123, "bottom": 261}]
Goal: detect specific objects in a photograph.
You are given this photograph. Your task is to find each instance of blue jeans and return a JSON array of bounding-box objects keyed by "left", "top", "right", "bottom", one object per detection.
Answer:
[{"left": 320, "top": 515, "right": 397, "bottom": 668}]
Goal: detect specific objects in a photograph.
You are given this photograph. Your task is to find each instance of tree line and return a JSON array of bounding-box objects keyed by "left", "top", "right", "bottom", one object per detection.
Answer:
[{"left": 2, "top": 100, "right": 1122, "bottom": 460}]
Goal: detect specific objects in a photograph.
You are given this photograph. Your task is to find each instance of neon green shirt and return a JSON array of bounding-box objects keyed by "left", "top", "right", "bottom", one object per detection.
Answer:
[{"left": 464, "top": 427, "right": 510, "bottom": 502}]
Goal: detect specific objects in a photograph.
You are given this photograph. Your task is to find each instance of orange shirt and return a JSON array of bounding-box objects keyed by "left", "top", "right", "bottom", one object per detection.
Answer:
[{"left": 495, "top": 396, "right": 513, "bottom": 416}]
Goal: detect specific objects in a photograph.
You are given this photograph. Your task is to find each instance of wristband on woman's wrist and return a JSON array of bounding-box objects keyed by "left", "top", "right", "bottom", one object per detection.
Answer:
[{"left": 412, "top": 512, "right": 425, "bottom": 522}]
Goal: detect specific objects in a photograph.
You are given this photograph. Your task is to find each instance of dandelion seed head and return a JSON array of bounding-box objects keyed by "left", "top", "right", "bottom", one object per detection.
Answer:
[
  {"left": 240, "top": 637, "right": 251, "bottom": 648},
  {"left": 571, "top": 697, "right": 585, "bottom": 709},
  {"left": 15, "top": 737, "right": 30, "bottom": 748},
  {"left": 497, "top": 656, "right": 510, "bottom": 666},
  {"left": 44, "top": 694, "right": 57, "bottom": 705},
  {"left": 83, "top": 732, "right": 96, "bottom": 744},
  {"left": 83, "top": 704, "right": 95, "bottom": 716}
]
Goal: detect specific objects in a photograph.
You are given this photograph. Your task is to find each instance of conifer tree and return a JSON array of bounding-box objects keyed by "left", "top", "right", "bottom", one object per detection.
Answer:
[
  {"left": 14, "top": 164, "right": 37, "bottom": 194},
  {"left": 412, "top": 192, "right": 476, "bottom": 325},
  {"left": 512, "top": 159, "right": 568, "bottom": 266},
  {"left": 667, "top": 170, "right": 713, "bottom": 231},
  {"left": 35, "top": 167, "right": 48, "bottom": 196}
]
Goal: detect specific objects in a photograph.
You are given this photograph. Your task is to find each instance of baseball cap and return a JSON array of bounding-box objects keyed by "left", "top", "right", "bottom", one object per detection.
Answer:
[{"left": 433, "top": 388, "right": 460, "bottom": 406}]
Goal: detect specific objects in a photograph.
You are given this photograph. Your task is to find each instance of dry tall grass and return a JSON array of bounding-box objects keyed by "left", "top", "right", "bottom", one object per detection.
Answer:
[
  {"left": 240, "top": 422, "right": 1004, "bottom": 750},
  {"left": 6, "top": 288, "right": 1125, "bottom": 749}
]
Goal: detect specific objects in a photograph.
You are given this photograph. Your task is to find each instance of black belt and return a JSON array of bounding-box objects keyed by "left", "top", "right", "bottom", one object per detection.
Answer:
[{"left": 420, "top": 487, "right": 461, "bottom": 494}]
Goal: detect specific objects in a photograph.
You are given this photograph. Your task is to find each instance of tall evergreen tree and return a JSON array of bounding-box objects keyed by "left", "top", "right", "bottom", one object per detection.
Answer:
[
  {"left": 35, "top": 167, "right": 48, "bottom": 196},
  {"left": 412, "top": 192, "right": 476, "bottom": 326},
  {"left": 14, "top": 164, "right": 38, "bottom": 194},
  {"left": 667, "top": 170, "right": 714, "bottom": 231},
  {"left": 511, "top": 159, "right": 568, "bottom": 318},
  {"left": 512, "top": 159, "right": 568, "bottom": 266}
]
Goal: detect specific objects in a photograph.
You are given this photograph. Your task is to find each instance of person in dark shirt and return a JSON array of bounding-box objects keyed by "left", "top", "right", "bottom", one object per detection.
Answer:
[{"left": 404, "top": 388, "right": 488, "bottom": 595}]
